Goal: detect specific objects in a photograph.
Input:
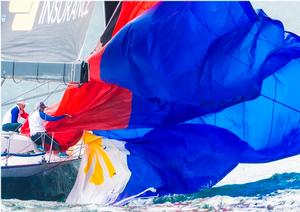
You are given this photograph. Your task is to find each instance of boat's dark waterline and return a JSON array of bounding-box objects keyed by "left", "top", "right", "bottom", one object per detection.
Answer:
[{"left": 1, "top": 161, "right": 80, "bottom": 201}]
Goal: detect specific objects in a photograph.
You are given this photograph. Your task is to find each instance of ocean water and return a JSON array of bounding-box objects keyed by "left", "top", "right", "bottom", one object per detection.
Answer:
[{"left": 2, "top": 173, "right": 300, "bottom": 211}]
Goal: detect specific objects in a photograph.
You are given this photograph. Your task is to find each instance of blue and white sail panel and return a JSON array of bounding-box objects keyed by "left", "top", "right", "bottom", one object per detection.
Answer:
[{"left": 66, "top": 132, "right": 132, "bottom": 205}]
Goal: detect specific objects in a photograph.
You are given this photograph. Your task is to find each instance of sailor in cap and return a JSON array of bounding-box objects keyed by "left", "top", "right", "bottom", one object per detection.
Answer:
[
  {"left": 28, "top": 101, "right": 71, "bottom": 157},
  {"left": 2, "top": 98, "right": 29, "bottom": 132}
]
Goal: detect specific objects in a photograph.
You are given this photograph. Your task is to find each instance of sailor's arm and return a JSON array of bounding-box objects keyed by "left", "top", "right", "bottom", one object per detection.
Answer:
[
  {"left": 20, "top": 111, "right": 29, "bottom": 119},
  {"left": 39, "top": 111, "right": 65, "bottom": 122},
  {"left": 11, "top": 106, "right": 20, "bottom": 123}
]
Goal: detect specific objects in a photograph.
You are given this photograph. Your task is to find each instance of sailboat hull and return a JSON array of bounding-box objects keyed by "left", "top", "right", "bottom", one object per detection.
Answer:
[
  {"left": 1, "top": 158, "right": 80, "bottom": 178},
  {"left": 1, "top": 132, "right": 83, "bottom": 178}
]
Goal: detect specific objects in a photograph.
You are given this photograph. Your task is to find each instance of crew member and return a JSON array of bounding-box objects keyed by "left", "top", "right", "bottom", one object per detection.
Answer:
[
  {"left": 29, "top": 102, "right": 71, "bottom": 157},
  {"left": 2, "top": 99, "right": 29, "bottom": 132}
]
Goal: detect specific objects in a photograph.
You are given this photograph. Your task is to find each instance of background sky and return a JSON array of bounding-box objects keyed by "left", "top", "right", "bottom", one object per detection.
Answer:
[{"left": 252, "top": 1, "right": 300, "bottom": 34}]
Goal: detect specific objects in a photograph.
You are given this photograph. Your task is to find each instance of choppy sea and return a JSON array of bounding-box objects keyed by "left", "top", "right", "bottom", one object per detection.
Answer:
[{"left": 2, "top": 170, "right": 300, "bottom": 211}]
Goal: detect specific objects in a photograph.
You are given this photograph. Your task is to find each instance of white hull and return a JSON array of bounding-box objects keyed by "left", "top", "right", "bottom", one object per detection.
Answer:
[{"left": 1, "top": 132, "right": 83, "bottom": 178}]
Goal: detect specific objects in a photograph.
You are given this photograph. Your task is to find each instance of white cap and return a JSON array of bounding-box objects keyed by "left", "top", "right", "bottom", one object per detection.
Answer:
[{"left": 16, "top": 98, "right": 27, "bottom": 105}]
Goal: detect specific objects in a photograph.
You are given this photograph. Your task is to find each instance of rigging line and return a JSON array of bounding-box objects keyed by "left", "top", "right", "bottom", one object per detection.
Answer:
[
  {"left": 2, "top": 82, "right": 48, "bottom": 105},
  {"left": 2, "top": 88, "right": 65, "bottom": 107},
  {"left": 42, "top": 83, "right": 66, "bottom": 103},
  {"left": 1, "top": 78, "right": 6, "bottom": 86},
  {"left": 261, "top": 94, "right": 300, "bottom": 114},
  {"left": 114, "top": 187, "right": 157, "bottom": 206}
]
